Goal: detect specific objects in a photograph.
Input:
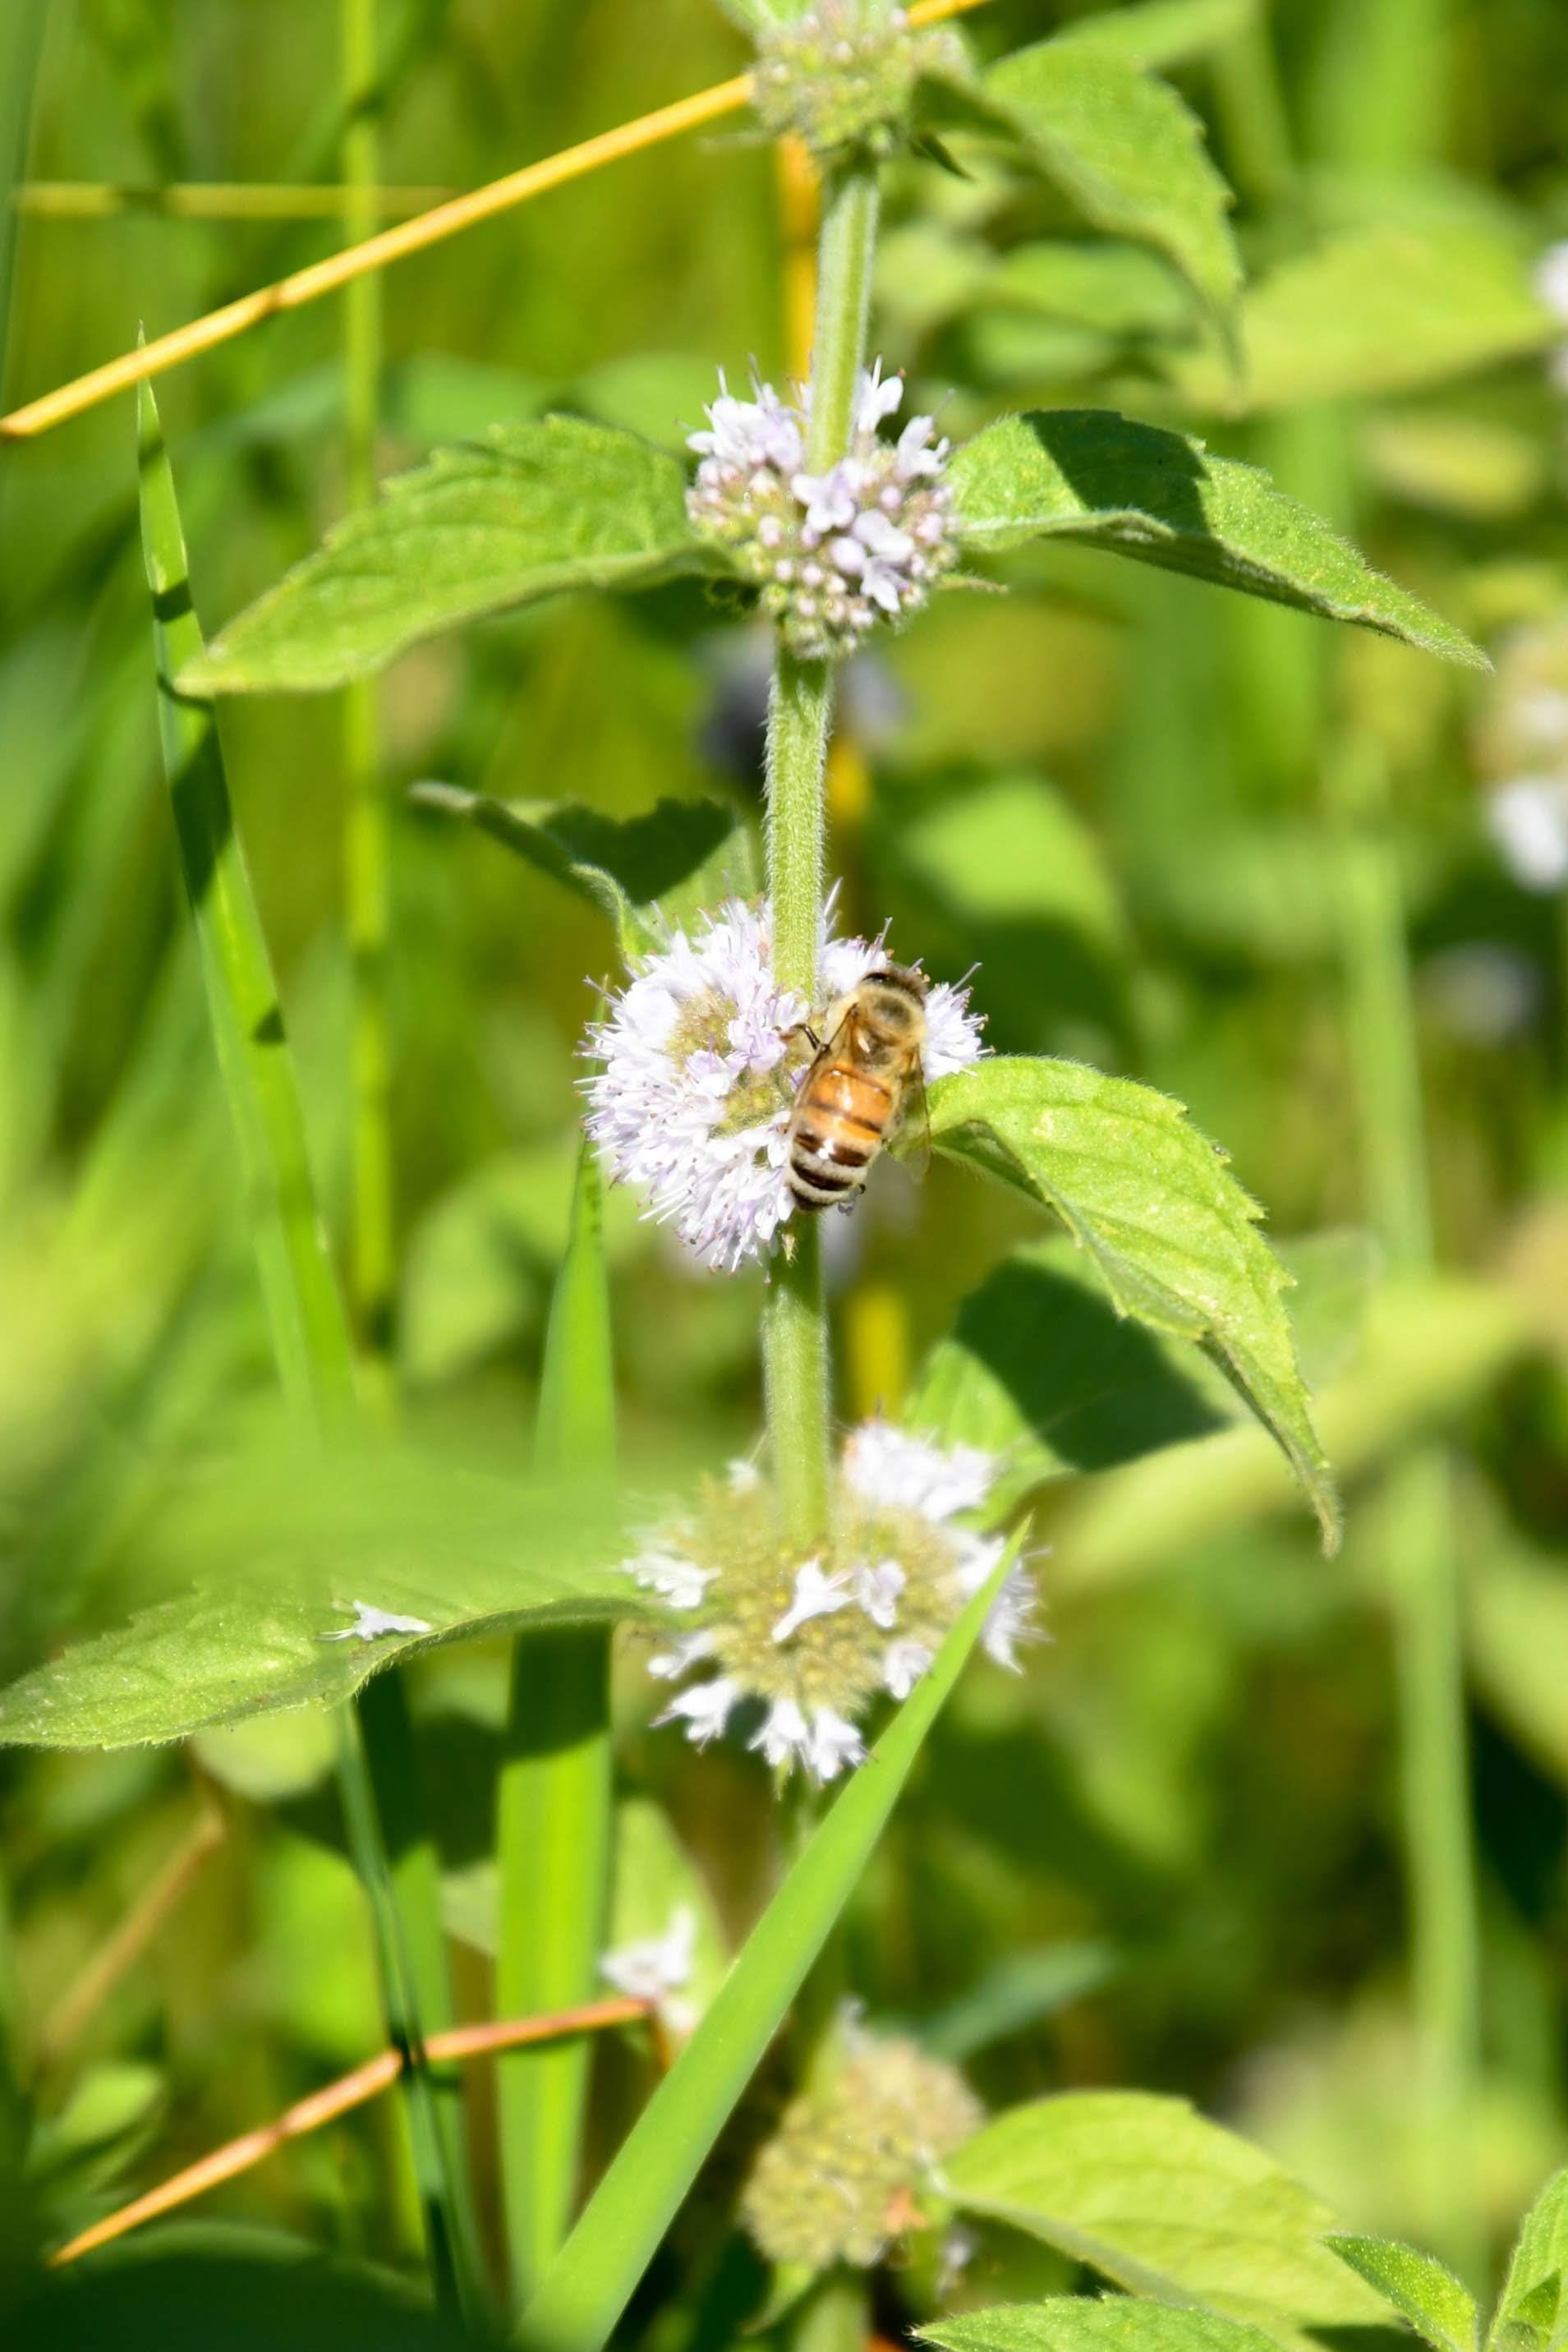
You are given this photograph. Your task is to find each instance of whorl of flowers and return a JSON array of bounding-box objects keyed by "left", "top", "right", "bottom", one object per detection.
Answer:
[
  {"left": 686, "top": 361, "right": 959, "bottom": 663},
  {"left": 624, "top": 1419, "right": 1035, "bottom": 1783},
  {"left": 751, "top": 1, "right": 968, "bottom": 161},
  {"left": 740, "top": 2022, "right": 983, "bottom": 2270},
  {"left": 582, "top": 897, "right": 985, "bottom": 1274}
]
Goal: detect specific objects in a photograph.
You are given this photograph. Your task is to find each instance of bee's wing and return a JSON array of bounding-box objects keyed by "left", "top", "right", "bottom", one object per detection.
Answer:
[{"left": 891, "top": 1056, "right": 931, "bottom": 1178}]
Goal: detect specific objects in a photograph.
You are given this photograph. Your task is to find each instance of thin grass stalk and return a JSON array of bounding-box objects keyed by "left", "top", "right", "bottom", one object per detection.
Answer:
[
  {"left": 0, "top": 0, "right": 49, "bottom": 410},
  {"left": 498, "top": 1146, "right": 618, "bottom": 2312},
  {"left": 335, "top": 1705, "right": 482, "bottom": 2328},
  {"left": 1330, "top": 733, "right": 1481, "bottom": 2278},
  {"left": 16, "top": 181, "right": 454, "bottom": 220},
  {"left": 343, "top": 0, "right": 394, "bottom": 1402},
  {"left": 138, "top": 379, "right": 480, "bottom": 2306},
  {"left": 761, "top": 159, "right": 881, "bottom": 1548},
  {"left": 517, "top": 1546, "right": 1020, "bottom": 2352}
]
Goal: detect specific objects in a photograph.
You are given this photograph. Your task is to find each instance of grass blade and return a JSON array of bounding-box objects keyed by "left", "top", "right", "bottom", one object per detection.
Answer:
[
  {"left": 517, "top": 1541, "right": 1021, "bottom": 2352},
  {"left": 499, "top": 1143, "right": 617, "bottom": 2309},
  {"left": 137, "top": 376, "right": 356, "bottom": 1423},
  {"left": 138, "top": 380, "right": 481, "bottom": 2317}
]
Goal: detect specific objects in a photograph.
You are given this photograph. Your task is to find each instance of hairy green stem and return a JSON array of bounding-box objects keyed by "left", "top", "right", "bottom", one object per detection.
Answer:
[
  {"left": 343, "top": 0, "right": 394, "bottom": 1395},
  {"left": 761, "top": 160, "right": 880, "bottom": 1546}
]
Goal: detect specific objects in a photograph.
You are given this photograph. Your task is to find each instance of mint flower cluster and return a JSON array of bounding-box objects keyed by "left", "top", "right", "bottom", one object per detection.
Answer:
[
  {"left": 582, "top": 897, "right": 984, "bottom": 1273},
  {"left": 741, "top": 2020, "right": 982, "bottom": 2269},
  {"left": 752, "top": 0, "right": 967, "bottom": 161},
  {"left": 686, "top": 361, "right": 959, "bottom": 663},
  {"left": 624, "top": 1420, "right": 1035, "bottom": 1782}
]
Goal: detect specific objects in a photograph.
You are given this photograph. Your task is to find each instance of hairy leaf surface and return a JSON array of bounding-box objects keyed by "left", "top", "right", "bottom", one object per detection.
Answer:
[
  {"left": 927, "top": 1056, "right": 1339, "bottom": 1545},
  {"left": 925, "top": 2301, "right": 1294, "bottom": 2352},
  {"left": 0, "top": 1454, "right": 646, "bottom": 1748},
  {"left": 184, "top": 417, "right": 711, "bottom": 694},
  {"left": 1326, "top": 2237, "right": 1478, "bottom": 2352},
  {"left": 950, "top": 410, "right": 1485, "bottom": 666},
  {"left": 946, "top": 2094, "right": 1391, "bottom": 2344}
]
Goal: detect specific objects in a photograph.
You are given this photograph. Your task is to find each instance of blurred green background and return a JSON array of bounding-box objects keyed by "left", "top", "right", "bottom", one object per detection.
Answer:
[{"left": 2, "top": 0, "right": 1568, "bottom": 2312}]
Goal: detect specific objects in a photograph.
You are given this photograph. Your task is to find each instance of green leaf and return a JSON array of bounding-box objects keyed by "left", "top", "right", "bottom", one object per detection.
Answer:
[
  {"left": 923, "top": 2299, "right": 1294, "bottom": 2352},
  {"left": 986, "top": 42, "right": 1240, "bottom": 329},
  {"left": 1051, "top": 1271, "right": 1527, "bottom": 1596},
  {"left": 907, "top": 1236, "right": 1230, "bottom": 1510},
  {"left": 12, "top": 2229, "right": 475, "bottom": 2350},
  {"left": 914, "top": 1943, "right": 1120, "bottom": 2060},
  {"left": 1470, "top": 1552, "right": 1568, "bottom": 1793},
  {"left": 182, "top": 417, "right": 712, "bottom": 696},
  {"left": 1056, "top": 0, "right": 1257, "bottom": 70},
  {"left": 1492, "top": 2171, "right": 1568, "bottom": 2352},
  {"left": 1325, "top": 2236, "right": 1478, "bottom": 2352},
  {"left": 988, "top": 240, "right": 1193, "bottom": 338},
  {"left": 412, "top": 786, "right": 756, "bottom": 961},
  {"left": 1173, "top": 222, "right": 1557, "bottom": 412},
  {"left": 517, "top": 1544, "right": 1021, "bottom": 2352},
  {"left": 950, "top": 411, "right": 1486, "bottom": 669},
  {"left": 945, "top": 2093, "right": 1391, "bottom": 2345},
  {"left": 927, "top": 1057, "right": 1340, "bottom": 1549},
  {"left": 0, "top": 1448, "right": 650, "bottom": 1748},
  {"left": 137, "top": 380, "right": 357, "bottom": 1423}
]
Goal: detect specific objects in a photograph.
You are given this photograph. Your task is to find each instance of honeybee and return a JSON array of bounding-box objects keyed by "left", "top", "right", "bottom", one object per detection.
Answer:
[{"left": 786, "top": 964, "right": 929, "bottom": 1213}]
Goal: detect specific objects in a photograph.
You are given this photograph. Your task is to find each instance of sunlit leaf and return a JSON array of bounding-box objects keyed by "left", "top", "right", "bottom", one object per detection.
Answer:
[
  {"left": 986, "top": 41, "right": 1240, "bottom": 327},
  {"left": 0, "top": 1449, "right": 651, "bottom": 1748},
  {"left": 183, "top": 417, "right": 713, "bottom": 695},
  {"left": 924, "top": 2299, "right": 1293, "bottom": 2352},
  {"left": 946, "top": 2093, "right": 1391, "bottom": 2345},
  {"left": 1326, "top": 2235, "right": 1478, "bottom": 2352},
  {"left": 1491, "top": 2169, "right": 1568, "bottom": 2352},
  {"left": 927, "top": 1057, "right": 1339, "bottom": 1548},
  {"left": 950, "top": 410, "right": 1487, "bottom": 668}
]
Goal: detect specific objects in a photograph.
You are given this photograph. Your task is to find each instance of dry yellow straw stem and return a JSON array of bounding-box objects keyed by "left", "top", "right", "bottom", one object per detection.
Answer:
[
  {"left": 0, "top": 0, "right": 993, "bottom": 444},
  {"left": 48, "top": 1996, "right": 653, "bottom": 2267}
]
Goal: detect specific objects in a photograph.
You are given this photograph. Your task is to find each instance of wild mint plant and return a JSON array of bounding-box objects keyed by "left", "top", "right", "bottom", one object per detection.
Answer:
[{"left": 0, "top": 0, "right": 1531, "bottom": 2345}]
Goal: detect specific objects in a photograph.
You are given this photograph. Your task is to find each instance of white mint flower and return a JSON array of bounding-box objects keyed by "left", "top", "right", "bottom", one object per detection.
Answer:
[
  {"left": 686, "top": 361, "right": 959, "bottom": 663},
  {"left": 625, "top": 1419, "right": 1037, "bottom": 1782},
  {"left": 583, "top": 898, "right": 986, "bottom": 1274},
  {"left": 1536, "top": 242, "right": 1568, "bottom": 329},
  {"left": 600, "top": 1905, "right": 700, "bottom": 2037},
  {"left": 1488, "top": 777, "right": 1568, "bottom": 892}
]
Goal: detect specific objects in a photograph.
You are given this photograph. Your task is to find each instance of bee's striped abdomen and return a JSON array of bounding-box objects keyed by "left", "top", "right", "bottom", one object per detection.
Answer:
[{"left": 787, "top": 1064, "right": 894, "bottom": 1210}]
